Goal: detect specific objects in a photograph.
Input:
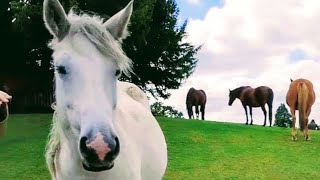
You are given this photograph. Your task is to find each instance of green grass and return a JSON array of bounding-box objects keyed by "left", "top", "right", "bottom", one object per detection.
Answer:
[{"left": 1, "top": 114, "right": 320, "bottom": 179}]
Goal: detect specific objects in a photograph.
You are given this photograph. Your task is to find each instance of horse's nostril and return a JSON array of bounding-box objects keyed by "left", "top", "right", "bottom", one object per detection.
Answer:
[
  {"left": 106, "top": 136, "right": 120, "bottom": 161},
  {"left": 80, "top": 136, "right": 88, "bottom": 153},
  {"left": 114, "top": 137, "right": 120, "bottom": 154}
]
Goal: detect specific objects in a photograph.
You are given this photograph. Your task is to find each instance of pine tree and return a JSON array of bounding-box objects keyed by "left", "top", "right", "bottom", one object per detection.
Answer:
[
  {"left": 274, "top": 103, "right": 292, "bottom": 128},
  {"left": 121, "top": 0, "right": 201, "bottom": 99}
]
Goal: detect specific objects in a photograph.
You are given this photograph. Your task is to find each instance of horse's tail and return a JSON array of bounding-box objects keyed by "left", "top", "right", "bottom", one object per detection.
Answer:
[
  {"left": 186, "top": 88, "right": 196, "bottom": 118},
  {"left": 267, "top": 88, "right": 274, "bottom": 123},
  {"left": 186, "top": 88, "right": 195, "bottom": 104},
  {"left": 200, "top": 90, "right": 207, "bottom": 101},
  {"left": 298, "top": 82, "right": 308, "bottom": 131}
]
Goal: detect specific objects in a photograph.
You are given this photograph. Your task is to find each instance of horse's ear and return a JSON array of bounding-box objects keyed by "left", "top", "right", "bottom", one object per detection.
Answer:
[
  {"left": 43, "top": 0, "right": 70, "bottom": 41},
  {"left": 290, "top": 78, "right": 293, "bottom": 82},
  {"left": 103, "top": 0, "right": 134, "bottom": 42},
  {"left": 229, "top": 89, "right": 231, "bottom": 92}
]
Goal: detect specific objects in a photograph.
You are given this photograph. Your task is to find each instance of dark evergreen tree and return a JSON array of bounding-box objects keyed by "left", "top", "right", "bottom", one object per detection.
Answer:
[
  {"left": 122, "top": 0, "right": 201, "bottom": 99},
  {"left": 274, "top": 103, "right": 292, "bottom": 128}
]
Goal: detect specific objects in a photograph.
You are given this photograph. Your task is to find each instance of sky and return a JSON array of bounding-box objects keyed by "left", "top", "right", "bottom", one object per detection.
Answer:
[{"left": 160, "top": 0, "right": 320, "bottom": 126}]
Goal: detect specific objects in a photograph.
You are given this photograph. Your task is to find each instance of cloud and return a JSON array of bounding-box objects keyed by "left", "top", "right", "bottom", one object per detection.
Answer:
[{"left": 163, "top": 0, "right": 320, "bottom": 126}]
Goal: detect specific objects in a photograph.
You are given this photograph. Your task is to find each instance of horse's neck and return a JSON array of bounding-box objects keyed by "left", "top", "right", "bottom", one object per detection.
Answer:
[{"left": 236, "top": 89, "right": 244, "bottom": 99}]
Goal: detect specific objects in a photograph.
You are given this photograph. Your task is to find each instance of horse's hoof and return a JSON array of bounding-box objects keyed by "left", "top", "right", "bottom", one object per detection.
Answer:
[
  {"left": 305, "top": 137, "right": 311, "bottom": 141},
  {"left": 262, "top": 124, "right": 266, "bottom": 127},
  {"left": 291, "top": 137, "right": 297, "bottom": 141}
]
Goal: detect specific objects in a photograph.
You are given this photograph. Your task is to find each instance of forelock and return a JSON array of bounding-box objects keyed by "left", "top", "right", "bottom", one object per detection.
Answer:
[{"left": 48, "top": 9, "right": 133, "bottom": 76}]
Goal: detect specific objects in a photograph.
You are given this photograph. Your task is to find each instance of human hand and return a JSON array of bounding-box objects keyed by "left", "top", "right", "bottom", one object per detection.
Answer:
[{"left": 0, "top": 91, "right": 12, "bottom": 105}]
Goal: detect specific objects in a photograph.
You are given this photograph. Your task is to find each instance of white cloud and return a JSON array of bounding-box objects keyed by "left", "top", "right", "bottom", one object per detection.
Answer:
[{"left": 163, "top": 0, "right": 320, "bottom": 127}]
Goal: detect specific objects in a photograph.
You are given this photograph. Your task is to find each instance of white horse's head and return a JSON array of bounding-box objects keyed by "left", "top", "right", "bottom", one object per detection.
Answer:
[{"left": 43, "top": 0, "right": 133, "bottom": 171}]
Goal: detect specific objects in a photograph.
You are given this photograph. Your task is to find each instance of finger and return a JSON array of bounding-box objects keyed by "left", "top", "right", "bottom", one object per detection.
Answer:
[
  {"left": 0, "top": 92, "right": 8, "bottom": 102},
  {"left": 0, "top": 91, "right": 11, "bottom": 99},
  {"left": 0, "top": 94, "right": 9, "bottom": 103},
  {"left": 5, "top": 94, "right": 12, "bottom": 99}
]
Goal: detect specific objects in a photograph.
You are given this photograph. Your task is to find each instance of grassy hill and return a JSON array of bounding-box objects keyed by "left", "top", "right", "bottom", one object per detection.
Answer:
[{"left": 1, "top": 114, "right": 320, "bottom": 179}]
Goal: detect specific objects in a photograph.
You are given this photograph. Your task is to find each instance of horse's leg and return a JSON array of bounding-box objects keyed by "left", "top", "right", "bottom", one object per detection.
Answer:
[
  {"left": 242, "top": 104, "right": 249, "bottom": 125},
  {"left": 191, "top": 106, "right": 194, "bottom": 119},
  {"left": 189, "top": 106, "right": 194, "bottom": 119},
  {"left": 290, "top": 107, "right": 297, "bottom": 141},
  {"left": 187, "top": 105, "right": 192, "bottom": 119},
  {"left": 188, "top": 109, "right": 192, "bottom": 119},
  {"left": 267, "top": 102, "right": 273, "bottom": 127},
  {"left": 249, "top": 106, "right": 253, "bottom": 125},
  {"left": 200, "top": 104, "right": 205, "bottom": 120},
  {"left": 304, "top": 107, "right": 312, "bottom": 141},
  {"left": 261, "top": 105, "right": 267, "bottom": 126},
  {"left": 195, "top": 106, "right": 200, "bottom": 119},
  {"left": 303, "top": 118, "right": 310, "bottom": 141}
]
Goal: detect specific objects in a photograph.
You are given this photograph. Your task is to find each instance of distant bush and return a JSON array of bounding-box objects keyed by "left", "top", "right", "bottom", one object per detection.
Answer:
[
  {"left": 274, "top": 103, "right": 292, "bottom": 128},
  {"left": 151, "top": 102, "right": 183, "bottom": 118}
]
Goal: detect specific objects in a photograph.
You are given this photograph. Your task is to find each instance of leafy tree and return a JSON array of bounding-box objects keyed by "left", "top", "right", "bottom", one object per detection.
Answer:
[
  {"left": 274, "top": 103, "right": 292, "bottom": 128},
  {"left": 151, "top": 102, "right": 183, "bottom": 118}
]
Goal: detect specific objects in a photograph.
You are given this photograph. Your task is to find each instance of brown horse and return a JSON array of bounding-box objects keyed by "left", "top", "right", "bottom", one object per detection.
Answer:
[
  {"left": 186, "top": 87, "right": 207, "bottom": 120},
  {"left": 228, "top": 86, "right": 274, "bottom": 126},
  {"left": 286, "top": 78, "right": 315, "bottom": 141}
]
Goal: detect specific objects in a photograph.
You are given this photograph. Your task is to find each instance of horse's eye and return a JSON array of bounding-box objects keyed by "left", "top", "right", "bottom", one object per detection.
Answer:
[
  {"left": 115, "top": 70, "right": 120, "bottom": 76},
  {"left": 56, "top": 66, "right": 67, "bottom": 75}
]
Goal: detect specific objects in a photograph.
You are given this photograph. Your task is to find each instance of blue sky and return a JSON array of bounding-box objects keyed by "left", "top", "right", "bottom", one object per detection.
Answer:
[
  {"left": 289, "top": 49, "right": 307, "bottom": 62},
  {"left": 175, "top": 0, "right": 224, "bottom": 22}
]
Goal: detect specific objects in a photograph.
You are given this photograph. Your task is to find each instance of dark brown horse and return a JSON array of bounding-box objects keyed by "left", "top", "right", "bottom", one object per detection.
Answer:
[
  {"left": 186, "top": 88, "right": 207, "bottom": 120},
  {"left": 228, "top": 86, "right": 274, "bottom": 126},
  {"left": 286, "top": 78, "right": 315, "bottom": 141}
]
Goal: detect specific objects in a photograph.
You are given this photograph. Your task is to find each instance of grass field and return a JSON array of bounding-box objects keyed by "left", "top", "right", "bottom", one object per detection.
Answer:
[{"left": 1, "top": 114, "right": 320, "bottom": 179}]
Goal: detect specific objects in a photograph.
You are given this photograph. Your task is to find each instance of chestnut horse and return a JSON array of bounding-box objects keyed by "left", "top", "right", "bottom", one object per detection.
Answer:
[
  {"left": 228, "top": 86, "right": 274, "bottom": 126},
  {"left": 186, "top": 88, "right": 207, "bottom": 120},
  {"left": 286, "top": 78, "right": 315, "bottom": 141}
]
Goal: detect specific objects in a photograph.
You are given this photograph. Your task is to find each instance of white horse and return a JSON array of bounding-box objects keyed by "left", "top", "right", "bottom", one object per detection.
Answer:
[{"left": 43, "top": 0, "right": 167, "bottom": 179}]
